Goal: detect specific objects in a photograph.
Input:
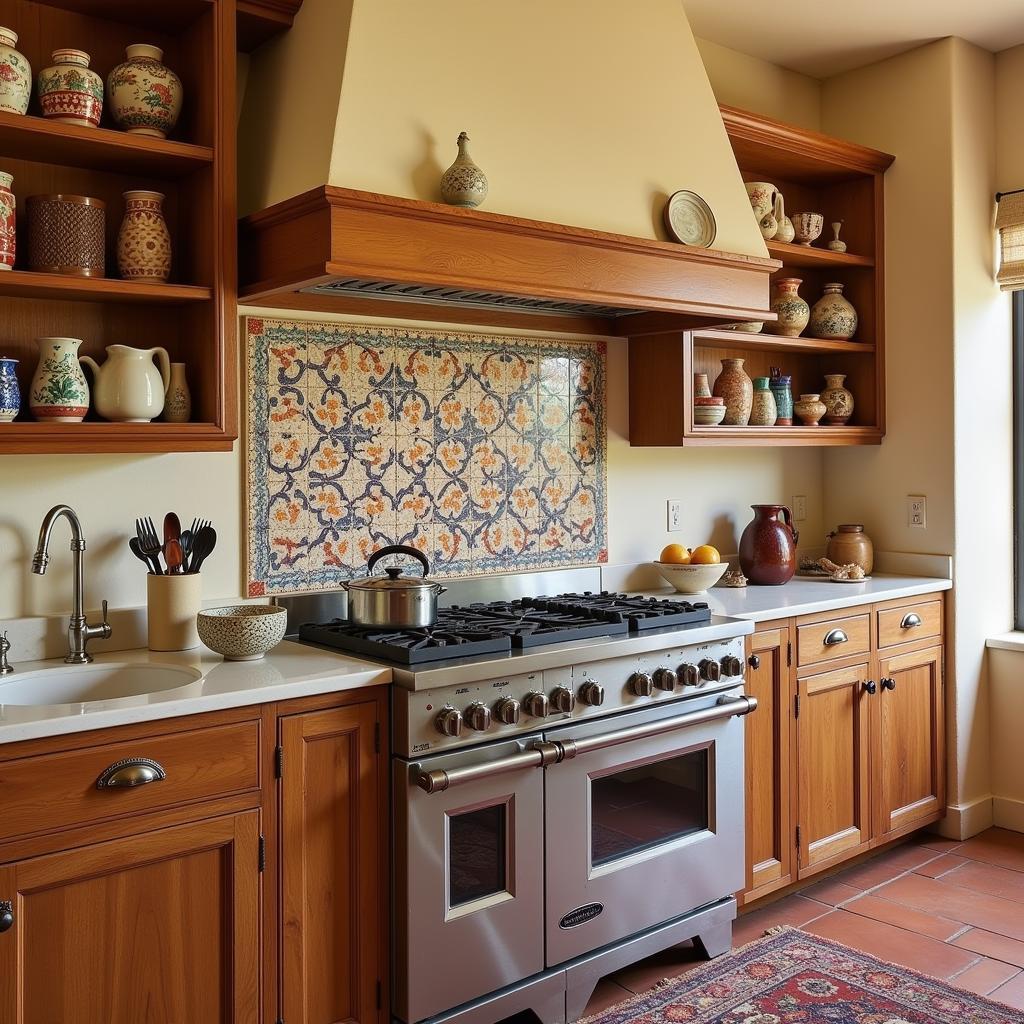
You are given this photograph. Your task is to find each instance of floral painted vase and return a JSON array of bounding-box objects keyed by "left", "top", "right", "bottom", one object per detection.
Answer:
[
  {"left": 749, "top": 376, "right": 778, "bottom": 427},
  {"left": 163, "top": 362, "right": 191, "bottom": 422},
  {"left": 107, "top": 44, "right": 182, "bottom": 138},
  {"left": 0, "top": 171, "right": 14, "bottom": 270},
  {"left": 38, "top": 49, "right": 103, "bottom": 127},
  {"left": 769, "top": 367, "right": 793, "bottom": 426},
  {"left": 766, "top": 277, "right": 809, "bottom": 338},
  {"left": 809, "top": 282, "right": 858, "bottom": 340},
  {"left": 794, "top": 393, "right": 826, "bottom": 427},
  {"left": 0, "top": 356, "right": 19, "bottom": 422},
  {"left": 0, "top": 28, "right": 31, "bottom": 115},
  {"left": 712, "top": 357, "right": 753, "bottom": 426},
  {"left": 440, "top": 132, "right": 488, "bottom": 208},
  {"left": 821, "top": 373, "right": 855, "bottom": 425},
  {"left": 117, "top": 190, "right": 171, "bottom": 282},
  {"left": 30, "top": 337, "right": 90, "bottom": 422}
]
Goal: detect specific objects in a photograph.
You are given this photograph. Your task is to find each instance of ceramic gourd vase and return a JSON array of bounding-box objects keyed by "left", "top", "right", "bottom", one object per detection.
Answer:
[
  {"left": 0, "top": 171, "right": 14, "bottom": 270},
  {"left": 0, "top": 356, "right": 19, "bottom": 422},
  {"left": 37, "top": 49, "right": 103, "bottom": 127},
  {"left": 163, "top": 362, "right": 191, "bottom": 423},
  {"left": 0, "top": 28, "right": 31, "bottom": 115},
  {"left": 794, "top": 393, "right": 827, "bottom": 426},
  {"left": 773, "top": 193, "right": 795, "bottom": 244},
  {"left": 440, "top": 132, "right": 488, "bottom": 208},
  {"left": 767, "top": 277, "right": 809, "bottom": 337},
  {"left": 712, "top": 357, "right": 753, "bottom": 426},
  {"left": 30, "top": 337, "right": 90, "bottom": 422},
  {"left": 827, "top": 220, "right": 847, "bottom": 252},
  {"left": 80, "top": 344, "right": 170, "bottom": 422},
  {"left": 739, "top": 504, "right": 800, "bottom": 586},
  {"left": 809, "top": 282, "right": 858, "bottom": 340},
  {"left": 117, "top": 190, "right": 171, "bottom": 282},
  {"left": 749, "top": 377, "right": 778, "bottom": 427},
  {"left": 821, "top": 373, "right": 855, "bottom": 425},
  {"left": 107, "top": 44, "right": 182, "bottom": 138},
  {"left": 769, "top": 367, "right": 793, "bottom": 426},
  {"left": 826, "top": 523, "right": 874, "bottom": 574}
]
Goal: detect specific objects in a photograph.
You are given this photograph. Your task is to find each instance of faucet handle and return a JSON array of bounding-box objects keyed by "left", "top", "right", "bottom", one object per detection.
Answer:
[
  {"left": 102, "top": 599, "right": 108, "bottom": 623},
  {"left": 98, "top": 600, "right": 112, "bottom": 641}
]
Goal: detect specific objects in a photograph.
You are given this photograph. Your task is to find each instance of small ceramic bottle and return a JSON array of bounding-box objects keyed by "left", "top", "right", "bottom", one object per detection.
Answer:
[
  {"left": 693, "top": 372, "right": 712, "bottom": 399},
  {"left": 107, "top": 44, "right": 182, "bottom": 138},
  {"left": 749, "top": 376, "right": 778, "bottom": 427},
  {"left": 37, "top": 49, "right": 104, "bottom": 127},
  {"left": 163, "top": 362, "right": 191, "bottom": 423},
  {"left": 440, "top": 132, "right": 488, "bottom": 208},
  {"left": 30, "top": 337, "right": 90, "bottom": 422},
  {"left": 0, "top": 171, "right": 14, "bottom": 270},
  {"left": 712, "top": 357, "right": 753, "bottom": 426},
  {"left": 769, "top": 367, "right": 793, "bottom": 426},
  {"left": 767, "top": 277, "right": 810, "bottom": 337},
  {"left": 827, "top": 220, "right": 847, "bottom": 252},
  {"left": 0, "top": 356, "right": 19, "bottom": 422},
  {"left": 821, "top": 373, "right": 855, "bottom": 425},
  {"left": 0, "top": 28, "right": 31, "bottom": 115},
  {"left": 809, "top": 282, "right": 858, "bottom": 340},
  {"left": 794, "top": 393, "right": 827, "bottom": 427},
  {"left": 117, "top": 190, "right": 171, "bottom": 282}
]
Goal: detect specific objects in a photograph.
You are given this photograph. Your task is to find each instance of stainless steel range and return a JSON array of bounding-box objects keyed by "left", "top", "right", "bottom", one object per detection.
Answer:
[{"left": 289, "top": 571, "right": 757, "bottom": 1024}]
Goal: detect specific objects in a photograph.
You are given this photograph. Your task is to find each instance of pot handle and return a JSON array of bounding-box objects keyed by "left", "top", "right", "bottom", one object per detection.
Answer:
[
  {"left": 780, "top": 505, "right": 800, "bottom": 546},
  {"left": 366, "top": 544, "right": 431, "bottom": 578}
]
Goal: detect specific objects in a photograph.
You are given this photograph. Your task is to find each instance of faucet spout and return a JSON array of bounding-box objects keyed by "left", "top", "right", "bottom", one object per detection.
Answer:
[{"left": 32, "top": 503, "right": 84, "bottom": 576}]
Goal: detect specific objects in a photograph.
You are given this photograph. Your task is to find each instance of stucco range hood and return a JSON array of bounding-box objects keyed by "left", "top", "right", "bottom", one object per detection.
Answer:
[{"left": 238, "top": 186, "right": 781, "bottom": 336}]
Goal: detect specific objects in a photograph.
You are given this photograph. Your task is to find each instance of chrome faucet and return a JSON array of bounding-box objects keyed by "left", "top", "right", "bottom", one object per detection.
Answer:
[{"left": 32, "top": 504, "right": 111, "bottom": 664}]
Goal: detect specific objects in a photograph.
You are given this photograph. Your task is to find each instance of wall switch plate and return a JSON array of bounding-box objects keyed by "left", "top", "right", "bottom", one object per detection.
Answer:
[
  {"left": 792, "top": 495, "right": 807, "bottom": 521},
  {"left": 908, "top": 494, "right": 927, "bottom": 528},
  {"left": 667, "top": 499, "right": 683, "bottom": 532}
]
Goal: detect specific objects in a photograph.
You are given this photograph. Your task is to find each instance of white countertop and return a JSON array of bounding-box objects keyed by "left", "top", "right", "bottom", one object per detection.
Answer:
[{"left": 0, "top": 641, "right": 391, "bottom": 745}]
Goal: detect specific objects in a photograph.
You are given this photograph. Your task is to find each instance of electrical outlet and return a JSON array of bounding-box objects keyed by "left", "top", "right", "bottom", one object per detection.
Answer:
[
  {"left": 667, "top": 499, "right": 683, "bottom": 532},
  {"left": 792, "top": 495, "right": 807, "bottom": 521},
  {"left": 908, "top": 494, "right": 927, "bottom": 528}
]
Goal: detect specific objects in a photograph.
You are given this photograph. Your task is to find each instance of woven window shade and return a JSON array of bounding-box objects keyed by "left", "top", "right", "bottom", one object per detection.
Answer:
[{"left": 996, "top": 192, "right": 1024, "bottom": 291}]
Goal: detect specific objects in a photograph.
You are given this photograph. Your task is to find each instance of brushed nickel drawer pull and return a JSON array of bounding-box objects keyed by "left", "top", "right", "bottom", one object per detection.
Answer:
[
  {"left": 823, "top": 628, "right": 849, "bottom": 646},
  {"left": 900, "top": 612, "right": 923, "bottom": 629},
  {"left": 96, "top": 757, "right": 167, "bottom": 790}
]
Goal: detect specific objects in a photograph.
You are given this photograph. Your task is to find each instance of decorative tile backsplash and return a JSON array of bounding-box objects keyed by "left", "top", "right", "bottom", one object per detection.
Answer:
[{"left": 245, "top": 318, "right": 608, "bottom": 596}]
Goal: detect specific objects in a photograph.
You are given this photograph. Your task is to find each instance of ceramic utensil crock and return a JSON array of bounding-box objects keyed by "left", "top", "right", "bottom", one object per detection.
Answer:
[
  {"left": 739, "top": 504, "right": 800, "bottom": 586},
  {"left": 147, "top": 572, "right": 201, "bottom": 651}
]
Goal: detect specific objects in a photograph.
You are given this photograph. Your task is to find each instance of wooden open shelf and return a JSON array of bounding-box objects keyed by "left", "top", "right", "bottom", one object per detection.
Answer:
[
  {"left": 0, "top": 421, "right": 233, "bottom": 454},
  {"left": 237, "top": 0, "right": 304, "bottom": 51},
  {"left": 765, "top": 240, "right": 874, "bottom": 268},
  {"left": 0, "top": 270, "right": 212, "bottom": 304},
  {"left": 696, "top": 328, "right": 875, "bottom": 355},
  {"left": 686, "top": 425, "right": 884, "bottom": 447}
]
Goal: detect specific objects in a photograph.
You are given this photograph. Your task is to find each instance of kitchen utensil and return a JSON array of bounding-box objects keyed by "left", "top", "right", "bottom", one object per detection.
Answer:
[
  {"left": 197, "top": 605, "right": 287, "bottom": 661},
  {"left": 738, "top": 504, "right": 800, "bottom": 586},
  {"left": 663, "top": 190, "right": 716, "bottom": 247},
  {"left": 165, "top": 536, "right": 184, "bottom": 575},
  {"left": 653, "top": 560, "right": 729, "bottom": 594},
  {"left": 129, "top": 536, "right": 160, "bottom": 575},
  {"left": 136, "top": 516, "right": 163, "bottom": 573},
  {"left": 163, "top": 511, "right": 180, "bottom": 547},
  {"left": 343, "top": 544, "right": 447, "bottom": 628},
  {"left": 188, "top": 525, "right": 217, "bottom": 574}
]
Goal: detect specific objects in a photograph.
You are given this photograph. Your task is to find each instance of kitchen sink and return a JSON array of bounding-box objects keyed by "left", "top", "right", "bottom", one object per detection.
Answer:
[{"left": 0, "top": 663, "right": 202, "bottom": 705}]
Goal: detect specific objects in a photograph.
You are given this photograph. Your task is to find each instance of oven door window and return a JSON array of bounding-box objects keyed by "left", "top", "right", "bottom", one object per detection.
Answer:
[
  {"left": 590, "top": 746, "right": 709, "bottom": 868},
  {"left": 446, "top": 800, "right": 512, "bottom": 912}
]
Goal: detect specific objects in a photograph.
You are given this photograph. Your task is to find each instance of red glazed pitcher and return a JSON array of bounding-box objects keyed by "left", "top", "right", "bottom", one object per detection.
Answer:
[{"left": 739, "top": 504, "right": 799, "bottom": 585}]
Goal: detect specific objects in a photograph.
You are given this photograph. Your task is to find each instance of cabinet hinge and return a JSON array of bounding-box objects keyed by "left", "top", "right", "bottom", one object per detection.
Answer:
[
  {"left": 796, "top": 825, "right": 801, "bottom": 850},
  {"left": 258, "top": 834, "right": 266, "bottom": 873},
  {"left": 787, "top": 641, "right": 792, "bottom": 667},
  {"left": 376, "top": 979, "right": 382, "bottom": 1009},
  {"left": 794, "top": 693, "right": 800, "bottom": 719},
  {"left": 375, "top": 721, "right": 381, "bottom": 754},
  {"left": 274, "top": 744, "right": 284, "bottom": 779}
]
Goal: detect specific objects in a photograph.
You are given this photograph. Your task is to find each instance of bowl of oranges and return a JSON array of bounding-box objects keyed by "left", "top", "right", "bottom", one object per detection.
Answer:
[{"left": 654, "top": 543, "right": 728, "bottom": 593}]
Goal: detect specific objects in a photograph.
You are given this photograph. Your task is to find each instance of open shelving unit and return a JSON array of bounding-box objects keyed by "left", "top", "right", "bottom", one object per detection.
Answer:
[{"left": 0, "top": 0, "right": 236, "bottom": 454}]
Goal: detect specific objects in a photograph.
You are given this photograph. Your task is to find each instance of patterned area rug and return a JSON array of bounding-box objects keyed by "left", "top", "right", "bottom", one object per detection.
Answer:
[{"left": 579, "top": 927, "right": 1024, "bottom": 1023}]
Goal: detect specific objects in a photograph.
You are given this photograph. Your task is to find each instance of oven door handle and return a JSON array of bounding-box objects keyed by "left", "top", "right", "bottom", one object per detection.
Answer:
[
  {"left": 414, "top": 741, "right": 567, "bottom": 794},
  {"left": 555, "top": 693, "right": 758, "bottom": 760}
]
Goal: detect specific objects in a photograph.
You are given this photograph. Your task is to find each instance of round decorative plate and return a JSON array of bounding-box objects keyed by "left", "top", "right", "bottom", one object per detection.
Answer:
[
  {"left": 663, "top": 190, "right": 716, "bottom": 247},
  {"left": 829, "top": 575, "right": 873, "bottom": 584}
]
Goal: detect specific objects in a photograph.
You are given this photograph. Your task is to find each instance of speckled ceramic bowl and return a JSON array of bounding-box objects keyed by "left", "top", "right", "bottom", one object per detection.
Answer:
[
  {"left": 197, "top": 604, "right": 287, "bottom": 661},
  {"left": 653, "top": 561, "right": 730, "bottom": 594}
]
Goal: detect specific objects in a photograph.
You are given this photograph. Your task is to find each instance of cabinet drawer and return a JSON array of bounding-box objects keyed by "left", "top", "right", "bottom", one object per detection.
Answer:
[
  {"left": 877, "top": 600, "right": 943, "bottom": 649},
  {"left": 797, "top": 613, "right": 871, "bottom": 668},
  {"left": 0, "top": 719, "right": 260, "bottom": 842}
]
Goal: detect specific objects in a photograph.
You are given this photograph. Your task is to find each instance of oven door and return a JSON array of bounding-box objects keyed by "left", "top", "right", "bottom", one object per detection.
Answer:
[
  {"left": 543, "top": 688, "right": 751, "bottom": 966},
  {"left": 394, "top": 737, "right": 548, "bottom": 1024}
]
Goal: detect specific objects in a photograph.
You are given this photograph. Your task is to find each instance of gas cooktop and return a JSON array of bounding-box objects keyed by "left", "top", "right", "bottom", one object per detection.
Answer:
[{"left": 298, "top": 592, "right": 711, "bottom": 665}]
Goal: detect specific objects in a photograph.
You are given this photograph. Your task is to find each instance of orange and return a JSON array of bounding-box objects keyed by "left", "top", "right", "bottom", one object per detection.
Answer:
[
  {"left": 659, "top": 543, "right": 691, "bottom": 564},
  {"left": 689, "top": 544, "right": 721, "bottom": 565}
]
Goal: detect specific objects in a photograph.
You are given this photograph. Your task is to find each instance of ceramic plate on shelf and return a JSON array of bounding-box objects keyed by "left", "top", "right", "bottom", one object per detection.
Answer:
[
  {"left": 829, "top": 575, "right": 873, "bottom": 584},
  {"left": 663, "top": 190, "right": 716, "bottom": 247}
]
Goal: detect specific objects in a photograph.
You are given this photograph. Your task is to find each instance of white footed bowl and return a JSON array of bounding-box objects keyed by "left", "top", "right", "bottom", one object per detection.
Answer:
[{"left": 653, "top": 561, "right": 729, "bottom": 594}]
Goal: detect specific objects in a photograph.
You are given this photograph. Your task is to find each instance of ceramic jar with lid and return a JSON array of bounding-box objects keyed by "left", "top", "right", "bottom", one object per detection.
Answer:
[
  {"left": 826, "top": 524, "right": 874, "bottom": 574},
  {"left": 766, "top": 278, "right": 809, "bottom": 337},
  {"left": 108, "top": 44, "right": 182, "bottom": 138},
  {"left": 809, "top": 282, "right": 858, "bottom": 340},
  {"left": 749, "top": 376, "right": 778, "bottom": 427},
  {"left": 0, "top": 28, "right": 31, "bottom": 115},
  {"left": 712, "top": 357, "right": 753, "bottom": 426},
  {"left": 38, "top": 49, "right": 103, "bottom": 127},
  {"left": 821, "top": 374, "right": 855, "bottom": 424}
]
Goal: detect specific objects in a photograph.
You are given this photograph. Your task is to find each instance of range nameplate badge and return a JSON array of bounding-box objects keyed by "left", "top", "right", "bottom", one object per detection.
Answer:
[{"left": 559, "top": 902, "right": 604, "bottom": 929}]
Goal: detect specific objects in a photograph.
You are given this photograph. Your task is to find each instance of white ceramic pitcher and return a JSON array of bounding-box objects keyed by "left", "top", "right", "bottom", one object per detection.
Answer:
[{"left": 80, "top": 344, "right": 170, "bottom": 422}]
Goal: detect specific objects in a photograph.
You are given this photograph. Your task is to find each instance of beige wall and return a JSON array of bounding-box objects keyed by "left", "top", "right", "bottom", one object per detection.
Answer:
[{"left": 996, "top": 44, "right": 1024, "bottom": 191}]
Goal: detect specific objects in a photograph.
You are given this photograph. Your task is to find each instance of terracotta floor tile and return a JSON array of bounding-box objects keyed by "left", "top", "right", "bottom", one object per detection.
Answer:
[
  {"left": 609, "top": 945, "right": 704, "bottom": 994},
  {"left": 915, "top": 854, "right": 970, "bottom": 878},
  {"left": 957, "top": 829, "right": 1024, "bottom": 873},
  {"left": 912, "top": 834, "right": 965, "bottom": 854},
  {"left": 582, "top": 978, "right": 633, "bottom": 1016},
  {"left": 842, "top": 893, "right": 964, "bottom": 941},
  {"left": 834, "top": 843, "right": 944, "bottom": 890},
  {"left": 949, "top": 958, "right": 1021, "bottom": 996},
  {"left": 990, "top": 971, "right": 1024, "bottom": 1011},
  {"left": 944, "top": 859, "right": 1024, "bottom": 902},
  {"left": 953, "top": 928, "right": 1024, "bottom": 968},
  {"left": 801, "top": 878, "right": 863, "bottom": 906},
  {"left": 801, "top": 910, "right": 978, "bottom": 978},
  {"left": 733, "top": 894, "right": 831, "bottom": 947}
]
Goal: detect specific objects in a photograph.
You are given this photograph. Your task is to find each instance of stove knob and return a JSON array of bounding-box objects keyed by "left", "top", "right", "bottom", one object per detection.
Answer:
[
  {"left": 551, "top": 686, "right": 576, "bottom": 713},
  {"left": 435, "top": 706, "right": 464, "bottom": 737},
  {"left": 578, "top": 680, "right": 605, "bottom": 706},
  {"left": 699, "top": 659, "right": 721, "bottom": 683},
  {"left": 653, "top": 667, "right": 677, "bottom": 691},
  {"left": 465, "top": 701, "right": 492, "bottom": 732},
  {"left": 677, "top": 663, "right": 700, "bottom": 687},
  {"left": 494, "top": 696, "right": 521, "bottom": 725},
  {"left": 721, "top": 655, "right": 743, "bottom": 678},
  {"left": 629, "top": 672, "right": 654, "bottom": 697},
  {"left": 524, "top": 691, "right": 550, "bottom": 718}
]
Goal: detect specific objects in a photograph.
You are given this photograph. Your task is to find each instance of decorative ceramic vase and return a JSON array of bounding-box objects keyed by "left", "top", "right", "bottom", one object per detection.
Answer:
[
  {"left": 163, "top": 361, "right": 191, "bottom": 422},
  {"left": 827, "top": 220, "right": 847, "bottom": 252},
  {"left": 809, "top": 282, "right": 858, "bottom": 340},
  {"left": 766, "top": 277, "right": 809, "bottom": 338},
  {"left": 0, "top": 356, "right": 19, "bottom": 422},
  {"left": 30, "top": 337, "right": 90, "bottom": 422},
  {"left": 440, "top": 131, "right": 488, "bottom": 208},
  {"left": 693, "top": 372, "right": 712, "bottom": 398},
  {"left": 791, "top": 212, "right": 824, "bottom": 246},
  {"left": 794, "top": 393, "right": 826, "bottom": 426},
  {"left": 38, "top": 49, "right": 103, "bottom": 127},
  {"left": 0, "top": 28, "right": 31, "bottom": 115},
  {"left": 117, "top": 190, "right": 171, "bottom": 282},
  {"left": 739, "top": 504, "right": 800, "bottom": 586},
  {"left": 712, "top": 357, "right": 753, "bottom": 426},
  {"left": 27, "top": 194, "right": 105, "bottom": 276},
  {"left": 107, "top": 44, "right": 182, "bottom": 138},
  {"left": 749, "top": 377, "right": 778, "bottom": 427},
  {"left": 769, "top": 367, "right": 793, "bottom": 426},
  {"left": 820, "top": 373, "right": 855, "bottom": 425},
  {"left": 773, "top": 193, "right": 795, "bottom": 244},
  {"left": 826, "top": 524, "right": 874, "bottom": 574},
  {"left": 0, "top": 171, "right": 14, "bottom": 270},
  {"left": 80, "top": 344, "right": 170, "bottom": 422},
  {"left": 759, "top": 208, "right": 778, "bottom": 240},
  {"left": 744, "top": 181, "right": 777, "bottom": 222}
]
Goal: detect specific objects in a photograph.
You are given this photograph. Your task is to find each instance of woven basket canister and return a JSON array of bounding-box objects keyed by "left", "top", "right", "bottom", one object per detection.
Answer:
[{"left": 27, "top": 194, "right": 106, "bottom": 276}]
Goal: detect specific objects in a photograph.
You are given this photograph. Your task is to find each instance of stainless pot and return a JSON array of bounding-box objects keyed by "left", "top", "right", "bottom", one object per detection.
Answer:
[{"left": 343, "top": 544, "right": 447, "bottom": 628}]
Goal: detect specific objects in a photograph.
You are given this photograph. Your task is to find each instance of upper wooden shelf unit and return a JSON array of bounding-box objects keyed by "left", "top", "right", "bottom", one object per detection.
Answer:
[{"left": 237, "top": 0, "right": 304, "bottom": 51}]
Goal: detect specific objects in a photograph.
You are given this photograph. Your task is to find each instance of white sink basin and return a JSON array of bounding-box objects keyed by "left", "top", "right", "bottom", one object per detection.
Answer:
[{"left": 0, "top": 663, "right": 202, "bottom": 706}]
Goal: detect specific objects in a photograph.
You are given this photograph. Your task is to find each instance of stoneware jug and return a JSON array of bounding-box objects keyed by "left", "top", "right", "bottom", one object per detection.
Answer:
[
  {"left": 80, "top": 344, "right": 170, "bottom": 422},
  {"left": 30, "top": 337, "right": 89, "bottom": 422},
  {"left": 739, "top": 504, "right": 800, "bottom": 586}
]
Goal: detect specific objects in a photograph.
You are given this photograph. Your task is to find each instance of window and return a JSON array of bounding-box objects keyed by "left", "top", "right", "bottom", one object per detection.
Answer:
[{"left": 1016, "top": 291, "right": 1024, "bottom": 629}]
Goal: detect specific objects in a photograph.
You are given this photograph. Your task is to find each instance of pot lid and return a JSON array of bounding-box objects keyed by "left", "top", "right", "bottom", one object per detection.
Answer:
[{"left": 347, "top": 543, "right": 440, "bottom": 592}]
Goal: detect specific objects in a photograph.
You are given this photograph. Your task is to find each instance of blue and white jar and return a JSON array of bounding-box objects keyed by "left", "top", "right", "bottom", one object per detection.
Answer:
[{"left": 0, "top": 356, "right": 20, "bottom": 422}]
